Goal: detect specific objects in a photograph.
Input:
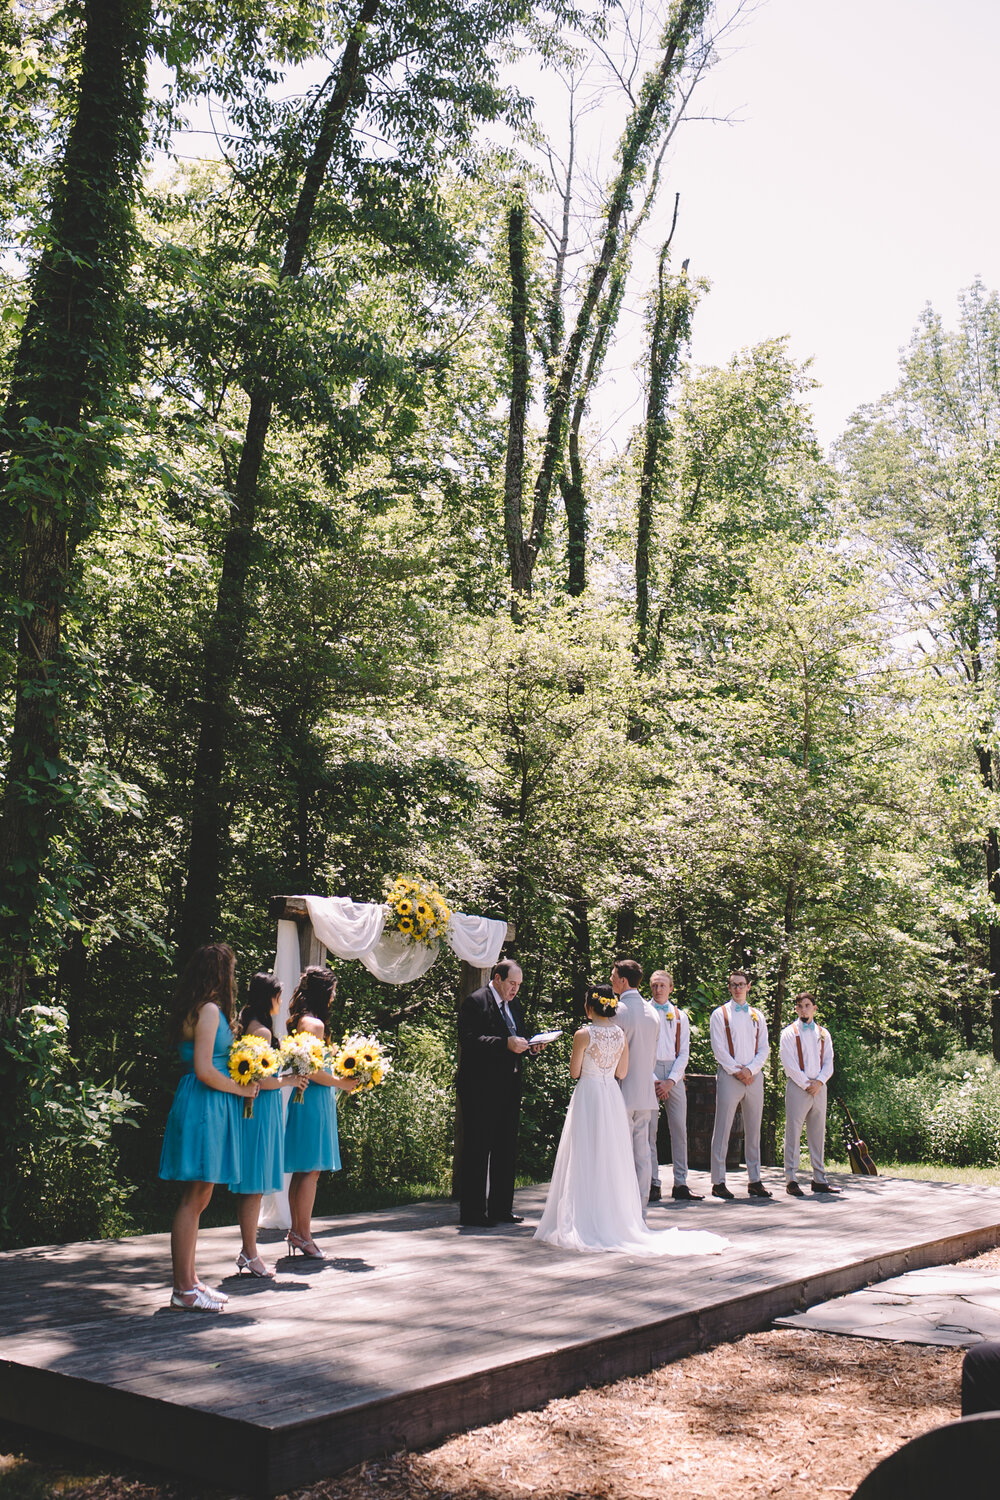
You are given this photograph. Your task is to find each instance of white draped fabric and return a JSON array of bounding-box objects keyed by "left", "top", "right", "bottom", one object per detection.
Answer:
[
  {"left": 258, "top": 918, "right": 301, "bottom": 1231},
  {"left": 304, "top": 895, "right": 386, "bottom": 958},
  {"left": 446, "top": 912, "right": 508, "bottom": 967},
  {"left": 298, "top": 895, "right": 507, "bottom": 982},
  {"left": 272, "top": 918, "right": 302, "bottom": 1039}
]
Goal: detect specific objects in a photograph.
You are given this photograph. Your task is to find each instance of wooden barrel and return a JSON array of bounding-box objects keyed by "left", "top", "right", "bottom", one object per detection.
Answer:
[{"left": 658, "top": 1072, "right": 743, "bottom": 1172}]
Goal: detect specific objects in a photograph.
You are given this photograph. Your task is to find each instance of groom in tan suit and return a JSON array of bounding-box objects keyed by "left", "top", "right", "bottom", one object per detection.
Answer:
[{"left": 611, "top": 957, "right": 660, "bottom": 1207}]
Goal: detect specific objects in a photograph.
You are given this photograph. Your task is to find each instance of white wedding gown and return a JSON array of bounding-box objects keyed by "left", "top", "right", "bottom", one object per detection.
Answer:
[{"left": 534, "top": 1024, "right": 728, "bottom": 1256}]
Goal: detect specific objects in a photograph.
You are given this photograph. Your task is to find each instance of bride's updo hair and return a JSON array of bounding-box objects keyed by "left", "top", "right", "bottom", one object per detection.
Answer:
[{"left": 584, "top": 983, "right": 619, "bottom": 1019}]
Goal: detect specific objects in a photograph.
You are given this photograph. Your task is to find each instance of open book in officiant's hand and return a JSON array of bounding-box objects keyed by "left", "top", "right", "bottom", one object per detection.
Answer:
[{"left": 527, "top": 1030, "right": 561, "bottom": 1046}]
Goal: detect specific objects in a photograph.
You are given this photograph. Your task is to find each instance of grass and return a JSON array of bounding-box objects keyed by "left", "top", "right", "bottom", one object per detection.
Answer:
[{"left": 826, "top": 1158, "right": 1000, "bottom": 1187}]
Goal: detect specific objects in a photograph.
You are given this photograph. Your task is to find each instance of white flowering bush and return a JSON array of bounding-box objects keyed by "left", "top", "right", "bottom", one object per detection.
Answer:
[{"left": 927, "top": 1064, "right": 1000, "bottom": 1166}]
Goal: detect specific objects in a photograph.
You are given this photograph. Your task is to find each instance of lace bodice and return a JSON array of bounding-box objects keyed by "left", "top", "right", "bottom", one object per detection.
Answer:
[{"left": 581, "top": 1023, "right": 625, "bottom": 1080}]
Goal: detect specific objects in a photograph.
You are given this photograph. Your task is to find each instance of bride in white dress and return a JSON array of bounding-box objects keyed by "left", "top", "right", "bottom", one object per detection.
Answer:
[{"left": 534, "top": 986, "right": 728, "bottom": 1256}]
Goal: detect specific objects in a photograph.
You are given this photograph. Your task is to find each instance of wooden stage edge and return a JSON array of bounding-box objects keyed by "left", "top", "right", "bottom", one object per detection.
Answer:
[{"left": 2, "top": 1176, "right": 1000, "bottom": 1494}]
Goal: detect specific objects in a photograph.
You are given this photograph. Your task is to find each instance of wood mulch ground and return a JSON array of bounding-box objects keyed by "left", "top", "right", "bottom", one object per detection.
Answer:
[{"left": 3, "top": 1246, "right": 999, "bottom": 1500}]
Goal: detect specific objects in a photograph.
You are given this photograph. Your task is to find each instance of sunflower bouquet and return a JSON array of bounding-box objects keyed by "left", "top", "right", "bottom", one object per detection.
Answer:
[
  {"left": 330, "top": 1032, "right": 392, "bottom": 1092},
  {"left": 228, "top": 1034, "right": 278, "bottom": 1117},
  {"left": 278, "top": 1031, "right": 327, "bottom": 1104},
  {"left": 384, "top": 874, "right": 451, "bottom": 947}
]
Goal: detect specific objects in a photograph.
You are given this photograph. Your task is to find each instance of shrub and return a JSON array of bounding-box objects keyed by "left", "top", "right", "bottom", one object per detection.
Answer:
[
  {"left": 834, "top": 1071, "right": 932, "bottom": 1162},
  {"left": 517, "top": 1027, "right": 573, "bottom": 1181},
  {"left": 0, "top": 1005, "right": 139, "bottom": 1249},
  {"left": 928, "top": 1063, "right": 1000, "bottom": 1166},
  {"left": 832, "top": 1034, "right": 1000, "bottom": 1167},
  {"left": 334, "top": 1023, "right": 453, "bottom": 1199}
]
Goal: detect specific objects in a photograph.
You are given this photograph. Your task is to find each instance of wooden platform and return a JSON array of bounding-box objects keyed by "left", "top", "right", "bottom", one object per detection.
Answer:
[{"left": 2, "top": 1171, "right": 999, "bottom": 1495}]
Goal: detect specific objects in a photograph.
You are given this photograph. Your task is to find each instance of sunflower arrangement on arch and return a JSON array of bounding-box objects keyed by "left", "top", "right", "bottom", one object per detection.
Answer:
[{"left": 384, "top": 874, "right": 451, "bottom": 946}]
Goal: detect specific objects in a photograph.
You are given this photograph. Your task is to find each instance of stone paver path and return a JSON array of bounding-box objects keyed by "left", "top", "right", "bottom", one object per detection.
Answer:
[{"left": 776, "top": 1265, "right": 1000, "bottom": 1346}]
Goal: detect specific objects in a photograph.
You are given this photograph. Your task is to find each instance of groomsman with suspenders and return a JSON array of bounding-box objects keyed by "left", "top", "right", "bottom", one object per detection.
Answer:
[
  {"left": 779, "top": 992, "right": 839, "bottom": 1196},
  {"left": 709, "top": 970, "right": 771, "bottom": 1199},
  {"left": 648, "top": 970, "right": 702, "bottom": 1202}
]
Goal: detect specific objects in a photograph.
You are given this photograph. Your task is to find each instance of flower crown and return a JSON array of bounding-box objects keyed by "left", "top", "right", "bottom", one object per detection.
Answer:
[{"left": 590, "top": 989, "right": 618, "bottom": 1010}]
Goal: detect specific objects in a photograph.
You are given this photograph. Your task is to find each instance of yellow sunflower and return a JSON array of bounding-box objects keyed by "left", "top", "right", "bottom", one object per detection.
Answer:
[
  {"left": 228, "top": 1048, "right": 255, "bottom": 1084},
  {"left": 399, "top": 915, "right": 414, "bottom": 933}
]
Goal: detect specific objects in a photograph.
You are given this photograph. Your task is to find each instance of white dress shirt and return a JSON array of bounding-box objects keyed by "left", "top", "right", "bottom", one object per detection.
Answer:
[
  {"left": 653, "top": 1004, "right": 690, "bottom": 1083},
  {"left": 779, "top": 1021, "right": 834, "bottom": 1090},
  {"left": 710, "top": 1001, "right": 769, "bottom": 1076},
  {"left": 489, "top": 981, "right": 518, "bottom": 1036}
]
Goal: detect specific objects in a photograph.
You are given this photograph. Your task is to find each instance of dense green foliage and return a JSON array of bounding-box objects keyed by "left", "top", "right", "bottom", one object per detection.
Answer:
[
  {"left": 2, "top": 1, "right": 1000, "bottom": 1247},
  {"left": 0, "top": 1005, "right": 137, "bottom": 1245}
]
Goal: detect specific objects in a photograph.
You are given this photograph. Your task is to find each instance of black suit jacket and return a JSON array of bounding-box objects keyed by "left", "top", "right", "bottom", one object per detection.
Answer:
[{"left": 456, "top": 983, "right": 526, "bottom": 1093}]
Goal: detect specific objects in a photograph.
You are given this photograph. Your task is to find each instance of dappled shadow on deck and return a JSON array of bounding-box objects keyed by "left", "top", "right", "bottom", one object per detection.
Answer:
[{"left": 1, "top": 1171, "right": 998, "bottom": 1492}]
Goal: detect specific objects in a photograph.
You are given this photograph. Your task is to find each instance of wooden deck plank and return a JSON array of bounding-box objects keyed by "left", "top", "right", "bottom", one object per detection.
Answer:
[{"left": 1, "top": 1172, "right": 999, "bottom": 1492}]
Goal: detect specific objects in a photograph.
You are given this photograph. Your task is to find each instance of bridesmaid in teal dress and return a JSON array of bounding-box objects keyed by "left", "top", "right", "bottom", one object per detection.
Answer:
[
  {"left": 284, "top": 966, "right": 358, "bottom": 1259},
  {"left": 159, "top": 942, "right": 257, "bottom": 1311},
  {"left": 229, "top": 971, "right": 301, "bottom": 1278}
]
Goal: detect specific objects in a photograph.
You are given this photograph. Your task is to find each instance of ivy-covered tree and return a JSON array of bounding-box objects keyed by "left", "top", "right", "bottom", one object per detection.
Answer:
[{"left": 0, "top": 0, "right": 152, "bottom": 1015}]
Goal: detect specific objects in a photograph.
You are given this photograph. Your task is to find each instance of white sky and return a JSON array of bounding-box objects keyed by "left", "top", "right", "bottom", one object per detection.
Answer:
[
  {"left": 620, "top": 0, "right": 1000, "bottom": 447},
  {"left": 158, "top": 0, "right": 999, "bottom": 454}
]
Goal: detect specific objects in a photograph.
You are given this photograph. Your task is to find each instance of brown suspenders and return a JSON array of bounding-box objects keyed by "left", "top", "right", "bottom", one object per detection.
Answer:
[
  {"left": 660, "top": 1010, "right": 683, "bottom": 1057},
  {"left": 794, "top": 1023, "right": 826, "bottom": 1074},
  {"left": 723, "top": 1004, "right": 760, "bottom": 1059}
]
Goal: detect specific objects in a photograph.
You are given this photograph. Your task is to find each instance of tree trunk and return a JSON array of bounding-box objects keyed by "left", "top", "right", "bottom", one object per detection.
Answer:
[
  {"left": 615, "top": 904, "right": 636, "bottom": 952},
  {"left": 560, "top": 265, "right": 626, "bottom": 597},
  {"left": 568, "top": 890, "right": 591, "bottom": 1011},
  {"left": 503, "top": 193, "right": 532, "bottom": 599},
  {"left": 509, "top": 0, "right": 709, "bottom": 597},
  {"left": 973, "top": 742, "right": 1000, "bottom": 1059},
  {"left": 0, "top": 0, "right": 150, "bottom": 1015},
  {"left": 636, "top": 243, "right": 689, "bottom": 647},
  {"left": 762, "top": 874, "right": 798, "bottom": 1166},
  {"left": 987, "top": 826, "right": 1000, "bottom": 1060},
  {"left": 175, "top": 0, "right": 378, "bottom": 961}
]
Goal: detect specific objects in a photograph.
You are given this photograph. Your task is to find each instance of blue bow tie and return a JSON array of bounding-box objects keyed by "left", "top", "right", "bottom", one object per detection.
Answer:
[
  {"left": 731, "top": 1001, "right": 749, "bottom": 1013},
  {"left": 653, "top": 1002, "right": 674, "bottom": 1014},
  {"left": 799, "top": 1019, "right": 815, "bottom": 1030}
]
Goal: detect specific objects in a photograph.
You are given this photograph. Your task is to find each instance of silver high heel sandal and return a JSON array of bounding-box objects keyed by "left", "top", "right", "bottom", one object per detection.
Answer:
[
  {"left": 287, "top": 1230, "right": 325, "bottom": 1260},
  {"left": 237, "top": 1251, "right": 275, "bottom": 1278},
  {"left": 170, "top": 1286, "right": 223, "bottom": 1312}
]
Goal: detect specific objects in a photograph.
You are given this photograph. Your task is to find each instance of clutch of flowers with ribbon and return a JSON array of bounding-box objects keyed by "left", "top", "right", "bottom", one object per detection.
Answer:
[
  {"left": 228, "top": 1034, "right": 278, "bottom": 1117},
  {"left": 384, "top": 875, "right": 451, "bottom": 947},
  {"left": 278, "top": 1031, "right": 327, "bottom": 1103},
  {"left": 330, "top": 1032, "right": 392, "bottom": 1092}
]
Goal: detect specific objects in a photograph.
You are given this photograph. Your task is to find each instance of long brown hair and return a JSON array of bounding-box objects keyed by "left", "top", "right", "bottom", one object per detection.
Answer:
[
  {"left": 287, "top": 966, "right": 336, "bottom": 1040},
  {"left": 236, "top": 971, "right": 282, "bottom": 1040},
  {"left": 168, "top": 943, "right": 237, "bottom": 1042}
]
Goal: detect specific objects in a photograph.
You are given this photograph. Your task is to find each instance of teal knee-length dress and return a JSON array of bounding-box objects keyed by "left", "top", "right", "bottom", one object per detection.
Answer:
[
  {"left": 230, "top": 1085, "right": 284, "bottom": 1195},
  {"left": 159, "top": 1015, "right": 243, "bottom": 1184},
  {"left": 284, "top": 1079, "right": 341, "bottom": 1173}
]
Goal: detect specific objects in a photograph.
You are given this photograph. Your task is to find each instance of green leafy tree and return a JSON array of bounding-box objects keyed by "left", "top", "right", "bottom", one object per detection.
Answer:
[{"left": 839, "top": 281, "right": 1000, "bottom": 1056}]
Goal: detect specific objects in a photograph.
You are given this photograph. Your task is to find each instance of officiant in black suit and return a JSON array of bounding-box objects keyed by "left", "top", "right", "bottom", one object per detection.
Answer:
[{"left": 456, "top": 960, "right": 533, "bottom": 1227}]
